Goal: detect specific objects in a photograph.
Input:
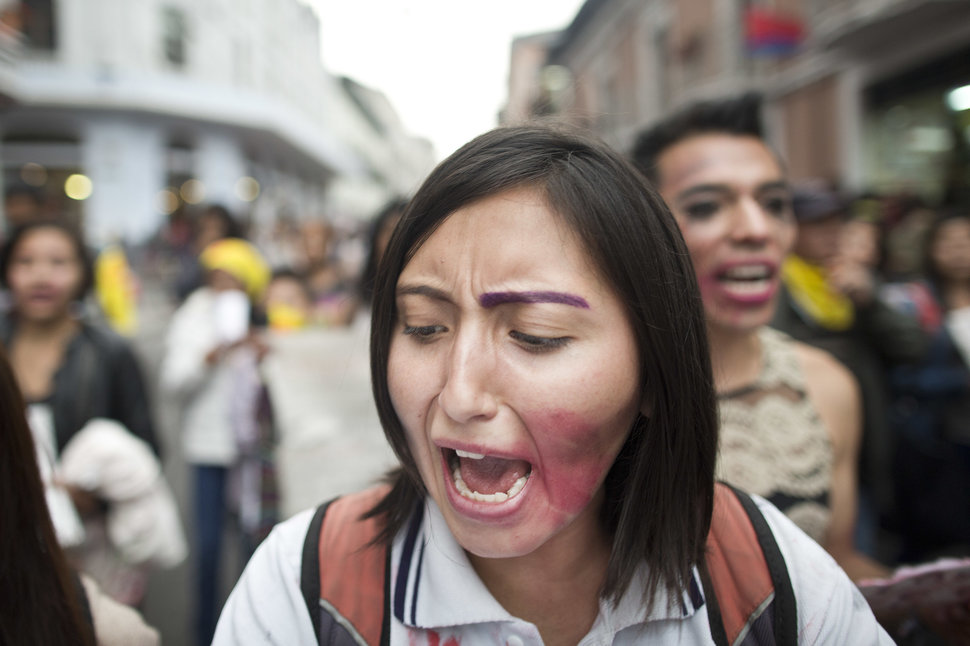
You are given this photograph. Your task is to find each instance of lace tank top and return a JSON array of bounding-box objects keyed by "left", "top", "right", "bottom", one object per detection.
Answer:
[{"left": 716, "top": 327, "right": 833, "bottom": 545}]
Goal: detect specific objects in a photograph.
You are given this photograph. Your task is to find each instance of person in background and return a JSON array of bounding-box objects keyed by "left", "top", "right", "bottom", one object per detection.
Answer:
[
  {"left": 882, "top": 195, "right": 938, "bottom": 283},
  {"left": 3, "top": 182, "right": 46, "bottom": 233},
  {"left": 773, "top": 181, "right": 926, "bottom": 558},
  {"left": 160, "top": 236, "right": 271, "bottom": 646},
  {"left": 214, "top": 124, "right": 891, "bottom": 645},
  {"left": 0, "top": 219, "right": 176, "bottom": 608},
  {"left": 0, "top": 343, "right": 160, "bottom": 646},
  {"left": 264, "top": 268, "right": 312, "bottom": 332},
  {"left": 175, "top": 203, "right": 245, "bottom": 303},
  {"left": 841, "top": 195, "right": 884, "bottom": 273},
  {"left": 301, "top": 219, "right": 358, "bottom": 327},
  {"left": 882, "top": 207, "right": 970, "bottom": 565},
  {"left": 0, "top": 220, "right": 158, "bottom": 453},
  {"left": 632, "top": 92, "right": 888, "bottom": 582},
  {"left": 1, "top": 184, "right": 140, "bottom": 335},
  {"left": 358, "top": 197, "right": 408, "bottom": 307}
]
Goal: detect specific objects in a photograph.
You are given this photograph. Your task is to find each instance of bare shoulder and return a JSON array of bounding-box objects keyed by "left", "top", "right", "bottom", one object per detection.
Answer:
[
  {"left": 791, "top": 341, "right": 861, "bottom": 448},
  {"left": 792, "top": 342, "right": 855, "bottom": 393}
]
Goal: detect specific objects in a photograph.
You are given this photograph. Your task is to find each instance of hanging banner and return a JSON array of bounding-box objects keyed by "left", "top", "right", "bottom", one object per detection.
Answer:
[{"left": 745, "top": 6, "right": 805, "bottom": 58}]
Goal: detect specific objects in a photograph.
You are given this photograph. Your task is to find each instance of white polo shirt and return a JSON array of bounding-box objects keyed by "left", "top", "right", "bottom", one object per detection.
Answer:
[{"left": 213, "top": 494, "right": 892, "bottom": 645}]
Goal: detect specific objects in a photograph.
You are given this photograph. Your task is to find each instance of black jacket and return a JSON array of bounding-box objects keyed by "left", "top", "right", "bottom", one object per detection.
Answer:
[{"left": 0, "top": 316, "right": 159, "bottom": 456}]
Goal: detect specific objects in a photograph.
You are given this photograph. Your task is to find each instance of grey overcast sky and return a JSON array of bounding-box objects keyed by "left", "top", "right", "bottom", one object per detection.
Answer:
[{"left": 308, "top": 1, "right": 586, "bottom": 160}]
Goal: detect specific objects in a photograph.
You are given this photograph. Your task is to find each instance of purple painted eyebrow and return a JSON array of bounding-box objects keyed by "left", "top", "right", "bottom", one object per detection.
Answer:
[{"left": 479, "top": 291, "right": 590, "bottom": 309}]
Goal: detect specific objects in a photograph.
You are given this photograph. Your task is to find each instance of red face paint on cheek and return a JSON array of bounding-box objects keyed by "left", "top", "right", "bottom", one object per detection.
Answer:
[{"left": 528, "top": 409, "right": 626, "bottom": 515}]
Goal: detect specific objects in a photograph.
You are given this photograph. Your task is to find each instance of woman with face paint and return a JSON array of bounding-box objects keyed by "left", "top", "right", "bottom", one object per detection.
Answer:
[{"left": 214, "top": 125, "right": 890, "bottom": 645}]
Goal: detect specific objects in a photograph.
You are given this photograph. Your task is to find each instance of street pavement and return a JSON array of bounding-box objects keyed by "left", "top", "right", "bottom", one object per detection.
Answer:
[{"left": 132, "top": 275, "right": 396, "bottom": 645}]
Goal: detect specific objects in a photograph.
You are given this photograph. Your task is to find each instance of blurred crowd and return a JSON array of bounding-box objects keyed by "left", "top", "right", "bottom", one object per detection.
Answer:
[
  {"left": 1, "top": 98, "right": 969, "bottom": 646},
  {"left": 0, "top": 185, "right": 406, "bottom": 646}
]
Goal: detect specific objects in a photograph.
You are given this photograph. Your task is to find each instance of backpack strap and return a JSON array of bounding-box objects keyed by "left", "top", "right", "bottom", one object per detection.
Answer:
[
  {"left": 705, "top": 483, "right": 797, "bottom": 646},
  {"left": 301, "top": 500, "right": 333, "bottom": 642},
  {"left": 300, "top": 486, "right": 391, "bottom": 646},
  {"left": 728, "top": 484, "right": 797, "bottom": 645}
]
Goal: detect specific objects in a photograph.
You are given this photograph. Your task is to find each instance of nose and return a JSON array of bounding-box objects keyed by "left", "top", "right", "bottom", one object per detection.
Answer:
[
  {"left": 436, "top": 329, "right": 499, "bottom": 424},
  {"left": 731, "top": 197, "right": 772, "bottom": 244}
]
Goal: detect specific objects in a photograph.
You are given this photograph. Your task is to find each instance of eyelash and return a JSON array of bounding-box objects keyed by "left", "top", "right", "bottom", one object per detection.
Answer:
[
  {"left": 401, "top": 325, "right": 570, "bottom": 353},
  {"left": 509, "top": 330, "right": 571, "bottom": 353},
  {"left": 402, "top": 324, "right": 445, "bottom": 342}
]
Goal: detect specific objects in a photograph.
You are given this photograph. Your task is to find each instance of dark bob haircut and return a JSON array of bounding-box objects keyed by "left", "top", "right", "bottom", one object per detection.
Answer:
[
  {"left": 631, "top": 92, "right": 764, "bottom": 186},
  {"left": 0, "top": 219, "right": 95, "bottom": 300},
  {"left": 367, "top": 124, "right": 718, "bottom": 609}
]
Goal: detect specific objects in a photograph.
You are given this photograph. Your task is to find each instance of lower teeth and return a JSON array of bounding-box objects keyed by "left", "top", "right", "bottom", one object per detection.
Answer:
[{"left": 453, "top": 466, "right": 528, "bottom": 503}]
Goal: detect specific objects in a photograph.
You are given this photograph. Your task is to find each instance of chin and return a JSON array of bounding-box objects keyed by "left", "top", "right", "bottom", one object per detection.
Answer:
[{"left": 451, "top": 522, "right": 550, "bottom": 560}]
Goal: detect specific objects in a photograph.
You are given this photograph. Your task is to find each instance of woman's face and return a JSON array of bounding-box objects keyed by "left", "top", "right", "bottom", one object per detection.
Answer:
[
  {"left": 931, "top": 217, "right": 970, "bottom": 283},
  {"left": 655, "top": 134, "right": 795, "bottom": 334},
  {"left": 6, "top": 228, "right": 84, "bottom": 323},
  {"left": 387, "top": 186, "right": 643, "bottom": 560}
]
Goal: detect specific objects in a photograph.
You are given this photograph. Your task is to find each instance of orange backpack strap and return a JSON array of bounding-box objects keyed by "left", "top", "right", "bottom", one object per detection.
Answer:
[
  {"left": 300, "top": 485, "right": 391, "bottom": 646},
  {"left": 704, "top": 483, "right": 797, "bottom": 646}
]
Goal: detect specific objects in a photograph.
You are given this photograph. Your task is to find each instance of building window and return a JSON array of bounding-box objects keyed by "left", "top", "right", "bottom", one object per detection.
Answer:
[
  {"left": 162, "top": 7, "right": 188, "bottom": 67},
  {"left": 21, "top": 0, "right": 56, "bottom": 51}
]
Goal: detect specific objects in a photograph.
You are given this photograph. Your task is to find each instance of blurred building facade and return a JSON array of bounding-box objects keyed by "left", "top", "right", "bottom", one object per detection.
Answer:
[
  {"left": 503, "top": 0, "right": 970, "bottom": 204},
  {"left": 0, "top": 0, "right": 433, "bottom": 245}
]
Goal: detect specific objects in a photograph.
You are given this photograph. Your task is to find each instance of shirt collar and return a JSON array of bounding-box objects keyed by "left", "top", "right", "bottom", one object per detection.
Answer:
[{"left": 391, "top": 498, "right": 706, "bottom": 636}]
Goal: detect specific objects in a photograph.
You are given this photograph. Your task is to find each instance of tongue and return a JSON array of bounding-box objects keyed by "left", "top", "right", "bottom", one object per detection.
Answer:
[{"left": 459, "top": 456, "right": 530, "bottom": 495}]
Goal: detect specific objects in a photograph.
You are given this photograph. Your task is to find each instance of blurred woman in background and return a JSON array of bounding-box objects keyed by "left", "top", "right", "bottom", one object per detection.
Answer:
[
  {"left": 0, "top": 219, "right": 177, "bottom": 608},
  {"left": 883, "top": 207, "right": 970, "bottom": 563},
  {"left": 0, "top": 220, "right": 158, "bottom": 456}
]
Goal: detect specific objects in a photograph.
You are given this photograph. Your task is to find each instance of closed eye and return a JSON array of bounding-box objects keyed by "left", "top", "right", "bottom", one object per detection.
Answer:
[
  {"left": 509, "top": 330, "right": 570, "bottom": 353},
  {"left": 402, "top": 324, "right": 446, "bottom": 342}
]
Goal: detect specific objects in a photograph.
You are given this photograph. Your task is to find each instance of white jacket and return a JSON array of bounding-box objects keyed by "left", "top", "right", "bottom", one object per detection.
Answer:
[
  {"left": 59, "top": 418, "right": 187, "bottom": 569},
  {"left": 159, "top": 288, "right": 240, "bottom": 466}
]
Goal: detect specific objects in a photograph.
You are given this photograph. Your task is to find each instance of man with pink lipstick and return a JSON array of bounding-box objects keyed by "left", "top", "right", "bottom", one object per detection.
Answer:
[
  {"left": 214, "top": 124, "right": 890, "bottom": 645},
  {"left": 631, "top": 94, "right": 962, "bottom": 640},
  {"left": 632, "top": 93, "right": 891, "bottom": 577}
]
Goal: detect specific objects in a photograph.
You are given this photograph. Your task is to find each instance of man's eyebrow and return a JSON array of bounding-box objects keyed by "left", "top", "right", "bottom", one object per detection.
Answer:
[
  {"left": 676, "top": 180, "right": 789, "bottom": 201},
  {"left": 754, "top": 180, "right": 791, "bottom": 194},
  {"left": 675, "top": 184, "right": 730, "bottom": 201},
  {"left": 479, "top": 291, "right": 590, "bottom": 309}
]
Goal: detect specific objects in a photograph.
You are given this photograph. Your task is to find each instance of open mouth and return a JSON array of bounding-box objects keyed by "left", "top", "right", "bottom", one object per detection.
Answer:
[
  {"left": 716, "top": 264, "right": 775, "bottom": 295},
  {"left": 446, "top": 448, "right": 532, "bottom": 503}
]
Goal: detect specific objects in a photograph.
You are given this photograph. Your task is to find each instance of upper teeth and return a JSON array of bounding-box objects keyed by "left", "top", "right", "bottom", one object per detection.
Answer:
[
  {"left": 724, "top": 265, "right": 770, "bottom": 279},
  {"left": 455, "top": 449, "right": 485, "bottom": 459}
]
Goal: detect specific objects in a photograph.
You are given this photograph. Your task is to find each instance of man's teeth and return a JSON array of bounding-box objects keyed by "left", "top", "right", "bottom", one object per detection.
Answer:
[
  {"left": 453, "top": 466, "right": 528, "bottom": 503},
  {"left": 455, "top": 449, "right": 485, "bottom": 459}
]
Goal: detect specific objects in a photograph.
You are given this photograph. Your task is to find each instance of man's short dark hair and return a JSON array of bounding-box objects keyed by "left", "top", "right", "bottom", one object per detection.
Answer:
[{"left": 631, "top": 92, "right": 764, "bottom": 185}]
